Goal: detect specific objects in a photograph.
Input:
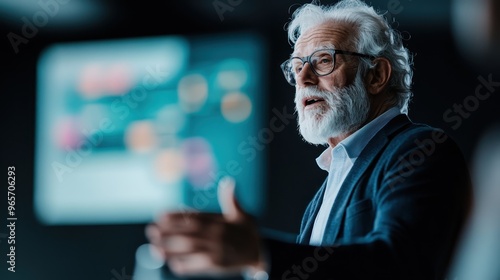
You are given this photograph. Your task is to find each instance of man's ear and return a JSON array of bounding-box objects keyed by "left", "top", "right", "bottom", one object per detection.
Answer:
[{"left": 364, "top": 57, "right": 392, "bottom": 95}]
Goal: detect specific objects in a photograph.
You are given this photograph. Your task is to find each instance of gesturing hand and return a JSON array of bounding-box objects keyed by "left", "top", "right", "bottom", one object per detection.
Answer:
[{"left": 145, "top": 176, "right": 266, "bottom": 278}]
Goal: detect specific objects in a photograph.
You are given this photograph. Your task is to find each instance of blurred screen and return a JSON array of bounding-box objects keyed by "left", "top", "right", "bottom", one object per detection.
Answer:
[{"left": 34, "top": 33, "right": 267, "bottom": 225}]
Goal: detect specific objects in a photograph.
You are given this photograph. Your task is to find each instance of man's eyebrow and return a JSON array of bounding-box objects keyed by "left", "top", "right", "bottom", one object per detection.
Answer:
[{"left": 291, "top": 44, "right": 337, "bottom": 57}]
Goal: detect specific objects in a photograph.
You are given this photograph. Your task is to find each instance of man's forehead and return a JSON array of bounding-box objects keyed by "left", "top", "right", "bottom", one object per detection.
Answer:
[
  {"left": 292, "top": 43, "right": 336, "bottom": 57},
  {"left": 293, "top": 22, "right": 353, "bottom": 56}
]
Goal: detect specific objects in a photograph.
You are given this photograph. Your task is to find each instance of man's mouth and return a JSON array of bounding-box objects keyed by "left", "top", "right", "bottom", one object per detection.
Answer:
[{"left": 303, "top": 97, "right": 325, "bottom": 108}]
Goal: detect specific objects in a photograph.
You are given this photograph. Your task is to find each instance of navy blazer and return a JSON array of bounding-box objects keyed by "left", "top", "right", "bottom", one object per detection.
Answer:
[{"left": 262, "top": 114, "right": 472, "bottom": 280}]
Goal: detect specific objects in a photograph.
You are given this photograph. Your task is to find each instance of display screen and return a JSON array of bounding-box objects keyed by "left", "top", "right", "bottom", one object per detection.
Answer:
[{"left": 34, "top": 33, "right": 267, "bottom": 225}]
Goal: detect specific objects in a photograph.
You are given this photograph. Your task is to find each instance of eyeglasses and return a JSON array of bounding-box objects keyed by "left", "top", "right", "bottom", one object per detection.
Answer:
[{"left": 280, "top": 48, "right": 374, "bottom": 86}]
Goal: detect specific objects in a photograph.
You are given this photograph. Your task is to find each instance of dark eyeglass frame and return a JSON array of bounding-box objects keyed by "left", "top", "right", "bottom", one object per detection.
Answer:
[{"left": 280, "top": 48, "right": 375, "bottom": 86}]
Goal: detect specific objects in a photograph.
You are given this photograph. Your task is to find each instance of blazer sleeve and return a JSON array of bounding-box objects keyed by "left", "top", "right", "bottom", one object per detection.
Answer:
[{"left": 262, "top": 127, "right": 472, "bottom": 280}]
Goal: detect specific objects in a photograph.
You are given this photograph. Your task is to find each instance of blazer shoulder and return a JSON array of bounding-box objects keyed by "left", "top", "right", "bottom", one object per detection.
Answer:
[
  {"left": 391, "top": 120, "right": 453, "bottom": 145},
  {"left": 383, "top": 119, "right": 465, "bottom": 161}
]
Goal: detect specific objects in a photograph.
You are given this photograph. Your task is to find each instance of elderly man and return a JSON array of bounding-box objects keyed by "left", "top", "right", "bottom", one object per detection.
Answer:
[{"left": 145, "top": 0, "right": 472, "bottom": 279}]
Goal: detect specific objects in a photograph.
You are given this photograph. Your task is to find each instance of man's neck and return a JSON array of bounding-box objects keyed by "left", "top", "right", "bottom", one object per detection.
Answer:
[
  {"left": 364, "top": 103, "right": 394, "bottom": 126},
  {"left": 327, "top": 132, "right": 353, "bottom": 148}
]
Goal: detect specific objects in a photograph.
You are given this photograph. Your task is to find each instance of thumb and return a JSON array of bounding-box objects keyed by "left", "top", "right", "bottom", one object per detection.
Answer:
[{"left": 217, "top": 176, "right": 246, "bottom": 222}]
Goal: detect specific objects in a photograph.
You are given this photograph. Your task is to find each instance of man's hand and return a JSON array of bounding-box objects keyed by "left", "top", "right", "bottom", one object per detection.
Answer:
[{"left": 145, "top": 176, "right": 266, "bottom": 277}]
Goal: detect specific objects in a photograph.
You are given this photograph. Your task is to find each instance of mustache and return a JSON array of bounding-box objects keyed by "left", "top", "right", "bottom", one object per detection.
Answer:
[
  {"left": 294, "top": 87, "right": 344, "bottom": 111},
  {"left": 294, "top": 87, "right": 338, "bottom": 105}
]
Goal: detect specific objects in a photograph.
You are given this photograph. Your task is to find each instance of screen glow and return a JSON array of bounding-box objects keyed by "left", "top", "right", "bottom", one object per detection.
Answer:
[{"left": 35, "top": 33, "right": 267, "bottom": 225}]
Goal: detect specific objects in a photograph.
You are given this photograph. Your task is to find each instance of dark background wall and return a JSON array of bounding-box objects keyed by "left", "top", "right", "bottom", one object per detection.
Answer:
[{"left": 1, "top": 0, "right": 499, "bottom": 279}]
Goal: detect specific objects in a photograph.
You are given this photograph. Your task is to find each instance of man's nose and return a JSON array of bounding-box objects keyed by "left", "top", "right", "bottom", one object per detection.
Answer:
[{"left": 295, "top": 62, "right": 319, "bottom": 87}]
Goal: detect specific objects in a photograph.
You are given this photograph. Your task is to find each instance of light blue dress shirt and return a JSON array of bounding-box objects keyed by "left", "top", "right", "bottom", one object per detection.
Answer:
[{"left": 309, "top": 107, "right": 403, "bottom": 245}]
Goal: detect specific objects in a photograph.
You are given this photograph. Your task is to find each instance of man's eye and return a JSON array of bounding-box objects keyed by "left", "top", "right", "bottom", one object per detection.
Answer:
[{"left": 315, "top": 55, "right": 332, "bottom": 64}]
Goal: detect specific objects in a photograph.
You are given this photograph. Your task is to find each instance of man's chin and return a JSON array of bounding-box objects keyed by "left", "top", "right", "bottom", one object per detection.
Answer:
[
  {"left": 301, "top": 136, "right": 328, "bottom": 146},
  {"left": 302, "top": 107, "right": 326, "bottom": 121},
  {"left": 299, "top": 119, "right": 350, "bottom": 145},
  {"left": 298, "top": 122, "right": 330, "bottom": 145}
]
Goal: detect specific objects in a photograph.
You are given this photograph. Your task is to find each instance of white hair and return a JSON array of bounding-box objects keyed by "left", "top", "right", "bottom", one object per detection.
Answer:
[{"left": 286, "top": 0, "right": 414, "bottom": 114}]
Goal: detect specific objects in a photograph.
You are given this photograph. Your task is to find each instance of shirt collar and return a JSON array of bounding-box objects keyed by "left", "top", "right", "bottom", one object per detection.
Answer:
[{"left": 316, "top": 107, "right": 403, "bottom": 171}]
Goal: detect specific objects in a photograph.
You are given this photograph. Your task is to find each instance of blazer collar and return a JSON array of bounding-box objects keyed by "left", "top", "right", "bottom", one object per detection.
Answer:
[
  {"left": 322, "top": 113, "right": 412, "bottom": 244},
  {"left": 297, "top": 114, "right": 412, "bottom": 245}
]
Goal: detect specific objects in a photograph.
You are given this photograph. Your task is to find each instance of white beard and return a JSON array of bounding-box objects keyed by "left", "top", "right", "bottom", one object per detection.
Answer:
[{"left": 294, "top": 74, "right": 370, "bottom": 145}]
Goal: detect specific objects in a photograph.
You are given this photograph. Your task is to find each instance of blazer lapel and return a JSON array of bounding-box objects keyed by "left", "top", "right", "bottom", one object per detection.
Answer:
[
  {"left": 297, "top": 179, "right": 328, "bottom": 244},
  {"left": 321, "top": 114, "right": 411, "bottom": 244}
]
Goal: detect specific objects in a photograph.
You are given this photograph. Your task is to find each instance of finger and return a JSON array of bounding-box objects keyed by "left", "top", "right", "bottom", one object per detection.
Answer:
[
  {"left": 167, "top": 253, "right": 238, "bottom": 277},
  {"left": 168, "top": 253, "right": 213, "bottom": 276},
  {"left": 145, "top": 223, "right": 161, "bottom": 244},
  {"left": 155, "top": 212, "right": 224, "bottom": 234},
  {"left": 145, "top": 224, "right": 167, "bottom": 259},
  {"left": 217, "top": 176, "right": 246, "bottom": 222},
  {"left": 161, "top": 234, "right": 213, "bottom": 256}
]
